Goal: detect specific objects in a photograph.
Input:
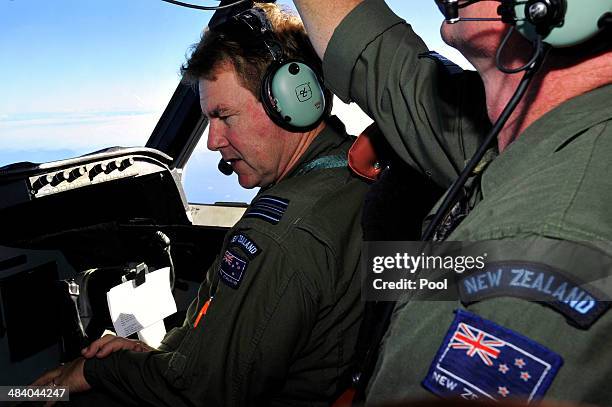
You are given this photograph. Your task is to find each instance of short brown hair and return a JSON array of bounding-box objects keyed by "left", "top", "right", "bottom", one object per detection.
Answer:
[{"left": 181, "top": 3, "right": 325, "bottom": 102}]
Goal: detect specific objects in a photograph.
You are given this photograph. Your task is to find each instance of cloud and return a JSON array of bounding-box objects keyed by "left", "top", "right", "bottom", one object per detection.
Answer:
[{"left": 0, "top": 110, "right": 159, "bottom": 151}]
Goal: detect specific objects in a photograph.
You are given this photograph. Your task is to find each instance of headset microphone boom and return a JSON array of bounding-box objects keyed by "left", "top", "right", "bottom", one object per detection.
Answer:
[{"left": 424, "top": 0, "right": 611, "bottom": 241}]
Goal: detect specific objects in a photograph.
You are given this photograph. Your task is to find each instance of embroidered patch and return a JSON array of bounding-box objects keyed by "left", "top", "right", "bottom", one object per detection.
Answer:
[
  {"left": 230, "top": 233, "right": 261, "bottom": 259},
  {"left": 219, "top": 249, "right": 248, "bottom": 289},
  {"left": 418, "top": 50, "right": 463, "bottom": 75},
  {"left": 422, "top": 309, "right": 563, "bottom": 402},
  {"left": 458, "top": 262, "right": 610, "bottom": 329},
  {"left": 244, "top": 195, "right": 289, "bottom": 225}
]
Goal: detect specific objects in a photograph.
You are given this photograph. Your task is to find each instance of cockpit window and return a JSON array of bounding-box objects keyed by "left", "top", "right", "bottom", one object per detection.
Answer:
[
  {"left": 0, "top": 1, "right": 207, "bottom": 166},
  {"left": 0, "top": 0, "right": 469, "bottom": 205}
]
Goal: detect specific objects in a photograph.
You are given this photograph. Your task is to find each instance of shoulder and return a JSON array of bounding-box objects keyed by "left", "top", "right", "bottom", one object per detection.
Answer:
[
  {"left": 218, "top": 166, "right": 366, "bottom": 294},
  {"left": 454, "top": 116, "right": 612, "bottom": 241},
  {"left": 239, "top": 165, "right": 369, "bottom": 244}
]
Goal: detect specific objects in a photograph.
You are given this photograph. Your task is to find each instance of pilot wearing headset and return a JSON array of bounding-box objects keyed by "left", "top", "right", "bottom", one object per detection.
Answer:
[
  {"left": 33, "top": 3, "right": 369, "bottom": 406},
  {"left": 290, "top": 0, "right": 612, "bottom": 404}
]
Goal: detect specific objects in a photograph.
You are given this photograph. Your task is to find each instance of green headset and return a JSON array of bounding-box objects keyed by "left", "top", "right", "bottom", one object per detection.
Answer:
[
  {"left": 505, "top": 0, "right": 611, "bottom": 47},
  {"left": 216, "top": 7, "right": 329, "bottom": 132},
  {"left": 438, "top": 0, "right": 611, "bottom": 48}
]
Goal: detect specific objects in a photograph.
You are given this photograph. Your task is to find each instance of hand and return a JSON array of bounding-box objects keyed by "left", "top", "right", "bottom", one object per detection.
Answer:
[
  {"left": 31, "top": 357, "right": 91, "bottom": 406},
  {"left": 81, "top": 334, "right": 155, "bottom": 359}
]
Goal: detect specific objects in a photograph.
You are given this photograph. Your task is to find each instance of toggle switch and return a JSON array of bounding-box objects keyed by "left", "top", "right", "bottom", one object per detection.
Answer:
[
  {"left": 51, "top": 170, "right": 70, "bottom": 186},
  {"left": 119, "top": 157, "right": 134, "bottom": 171},
  {"left": 68, "top": 166, "right": 87, "bottom": 181},
  {"left": 89, "top": 162, "right": 108, "bottom": 179},
  {"left": 32, "top": 174, "right": 53, "bottom": 191}
]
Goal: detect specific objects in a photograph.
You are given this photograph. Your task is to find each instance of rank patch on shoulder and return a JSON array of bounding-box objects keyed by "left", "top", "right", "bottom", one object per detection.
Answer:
[
  {"left": 422, "top": 309, "right": 563, "bottom": 402},
  {"left": 230, "top": 233, "right": 261, "bottom": 259},
  {"left": 244, "top": 195, "right": 289, "bottom": 225},
  {"left": 219, "top": 249, "right": 249, "bottom": 289}
]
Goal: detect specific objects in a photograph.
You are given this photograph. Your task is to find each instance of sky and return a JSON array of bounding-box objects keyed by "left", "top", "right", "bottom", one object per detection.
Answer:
[{"left": 0, "top": 0, "right": 471, "bottom": 204}]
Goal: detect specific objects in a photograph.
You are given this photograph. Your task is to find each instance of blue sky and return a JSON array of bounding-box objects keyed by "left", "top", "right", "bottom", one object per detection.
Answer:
[{"left": 0, "top": 0, "right": 470, "bottom": 204}]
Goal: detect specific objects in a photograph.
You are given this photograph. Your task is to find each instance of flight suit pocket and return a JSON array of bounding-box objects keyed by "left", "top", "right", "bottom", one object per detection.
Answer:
[{"left": 164, "top": 327, "right": 202, "bottom": 389}]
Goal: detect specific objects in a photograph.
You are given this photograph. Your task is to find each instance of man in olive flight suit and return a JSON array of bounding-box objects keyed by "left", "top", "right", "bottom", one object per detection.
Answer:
[
  {"left": 291, "top": 0, "right": 612, "bottom": 405},
  {"left": 33, "top": 3, "right": 369, "bottom": 406}
]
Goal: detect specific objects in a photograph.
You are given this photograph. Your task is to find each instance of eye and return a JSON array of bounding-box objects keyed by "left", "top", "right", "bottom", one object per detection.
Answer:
[{"left": 218, "top": 115, "right": 233, "bottom": 125}]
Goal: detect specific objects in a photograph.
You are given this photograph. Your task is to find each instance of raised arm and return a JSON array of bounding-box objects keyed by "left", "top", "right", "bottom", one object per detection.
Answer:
[
  {"left": 292, "top": 0, "right": 363, "bottom": 58},
  {"left": 294, "top": 0, "right": 490, "bottom": 189}
]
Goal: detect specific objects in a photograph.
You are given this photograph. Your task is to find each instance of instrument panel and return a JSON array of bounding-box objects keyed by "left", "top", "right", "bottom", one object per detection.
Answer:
[
  {"left": 0, "top": 147, "right": 183, "bottom": 211},
  {"left": 30, "top": 156, "right": 158, "bottom": 198}
]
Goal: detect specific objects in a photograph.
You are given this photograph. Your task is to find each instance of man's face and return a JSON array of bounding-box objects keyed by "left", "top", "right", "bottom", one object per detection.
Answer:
[{"left": 199, "top": 64, "right": 294, "bottom": 189}]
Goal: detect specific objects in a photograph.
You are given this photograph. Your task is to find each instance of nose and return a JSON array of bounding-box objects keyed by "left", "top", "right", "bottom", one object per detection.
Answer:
[{"left": 206, "top": 120, "right": 230, "bottom": 152}]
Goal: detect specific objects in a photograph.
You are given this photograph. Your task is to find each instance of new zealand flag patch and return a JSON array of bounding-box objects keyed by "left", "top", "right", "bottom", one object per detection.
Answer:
[
  {"left": 219, "top": 249, "right": 248, "bottom": 289},
  {"left": 422, "top": 310, "right": 563, "bottom": 402}
]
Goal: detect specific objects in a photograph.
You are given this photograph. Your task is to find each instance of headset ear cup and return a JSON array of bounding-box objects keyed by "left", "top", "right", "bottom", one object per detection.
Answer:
[
  {"left": 260, "top": 60, "right": 327, "bottom": 132},
  {"left": 515, "top": 0, "right": 612, "bottom": 47},
  {"left": 260, "top": 63, "right": 290, "bottom": 130}
]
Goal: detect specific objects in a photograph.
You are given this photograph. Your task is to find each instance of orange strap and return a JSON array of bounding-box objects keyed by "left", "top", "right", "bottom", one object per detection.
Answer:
[
  {"left": 193, "top": 297, "right": 212, "bottom": 328},
  {"left": 348, "top": 123, "right": 384, "bottom": 181},
  {"left": 330, "top": 387, "right": 356, "bottom": 407}
]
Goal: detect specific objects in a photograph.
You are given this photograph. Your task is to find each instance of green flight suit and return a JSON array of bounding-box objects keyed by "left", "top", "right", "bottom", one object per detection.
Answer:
[
  {"left": 82, "top": 118, "right": 370, "bottom": 406},
  {"left": 323, "top": 0, "right": 612, "bottom": 405}
]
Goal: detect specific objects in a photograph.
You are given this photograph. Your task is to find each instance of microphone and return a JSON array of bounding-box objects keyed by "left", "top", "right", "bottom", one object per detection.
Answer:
[{"left": 218, "top": 158, "right": 234, "bottom": 175}]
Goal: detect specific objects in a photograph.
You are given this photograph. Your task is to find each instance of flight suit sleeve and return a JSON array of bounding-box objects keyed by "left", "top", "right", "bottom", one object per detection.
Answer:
[
  {"left": 83, "top": 227, "right": 331, "bottom": 406},
  {"left": 323, "top": 0, "right": 490, "bottom": 188}
]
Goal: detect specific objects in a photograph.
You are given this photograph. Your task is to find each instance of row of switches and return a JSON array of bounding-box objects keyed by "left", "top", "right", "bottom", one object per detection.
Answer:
[{"left": 31, "top": 157, "right": 135, "bottom": 192}]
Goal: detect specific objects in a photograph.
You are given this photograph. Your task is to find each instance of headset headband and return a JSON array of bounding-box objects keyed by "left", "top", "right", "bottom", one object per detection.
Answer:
[{"left": 211, "top": 7, "right": 284, "bottom": 62}]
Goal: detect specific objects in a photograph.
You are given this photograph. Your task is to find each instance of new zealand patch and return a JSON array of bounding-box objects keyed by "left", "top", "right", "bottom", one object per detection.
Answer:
[
  {"left": 219, "top": 249, "right": 248, "bottom": 289},
  {"left": 458, "top": 262, "right": 610, "bottom": 329},
  {"left": 244, "top": 195, "right": 289, "bottom": 225},
  {"left": 422, "top": 309, "right": 563, "bottom": 402},
  {"left": 229, "top": 233, "right": 261, "bottom": 259}
]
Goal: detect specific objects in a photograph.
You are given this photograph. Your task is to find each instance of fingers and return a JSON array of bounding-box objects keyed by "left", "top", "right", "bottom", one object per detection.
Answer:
[
  {"left": 82, "top": 334, "right": 154, "bottom": 359},
  {"left": 95, "top": 337, "right": 137, "bottom": 358},
  {"left": 32, "top": 359, "right": 91, "bottom": 404},
  {"left": 56, "top": 358, "right": 92, "bottom": 394},
  {"left": 136, "top": 341, "right": 155, "bottom": 352},
  {"left": 81, "top": 334, "right": 116, "bottom": 358},
  {"left": 92, "top": 337, "right": 144, "bottom": 358},
  {"left": 31, "top": 368, "right": 60, "bottom": 386}
]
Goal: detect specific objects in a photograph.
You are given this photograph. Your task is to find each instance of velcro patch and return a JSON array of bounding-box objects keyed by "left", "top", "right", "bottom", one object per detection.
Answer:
[
  {"left": 230, "top": 233, "right": 261, "bottom": 259},
  {"left": 244, "top": 195, "right": 289, "bottom": 225},
  {"left": 219, "top": 249, "right": 248, "bottom": 289},
  {"left": 422, "top": 309, "right": 563, "bottom": 402},
  {"left": 418, "top": 50, "right": 464, "bottom": 75},
  {"left": 458, "top": 262, "right": 610, "bottom": 329}
]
